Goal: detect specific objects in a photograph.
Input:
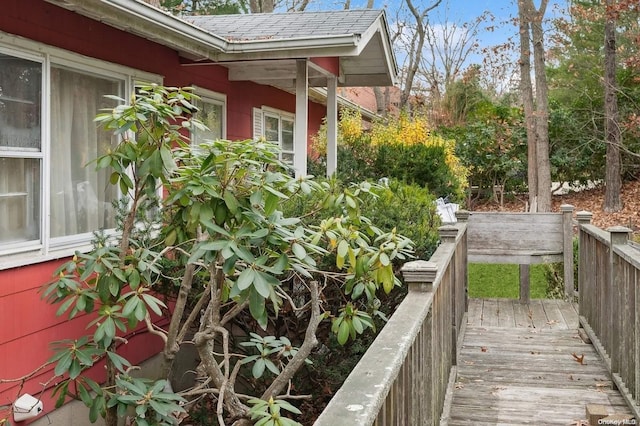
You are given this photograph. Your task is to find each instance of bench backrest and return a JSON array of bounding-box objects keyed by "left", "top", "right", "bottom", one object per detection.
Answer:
[{"left": 467, "top": 212, "right": 564, "bottom": 264}]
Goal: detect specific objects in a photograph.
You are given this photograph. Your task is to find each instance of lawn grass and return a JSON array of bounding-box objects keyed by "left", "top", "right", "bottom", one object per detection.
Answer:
[{"left": 468, "top": 263, "right": 548, "bottom": 299}]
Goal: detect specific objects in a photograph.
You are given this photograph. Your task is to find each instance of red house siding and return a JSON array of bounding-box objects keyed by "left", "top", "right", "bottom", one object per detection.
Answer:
[{"left": 0, "top": 0, "right": 331, "bottom": 420}]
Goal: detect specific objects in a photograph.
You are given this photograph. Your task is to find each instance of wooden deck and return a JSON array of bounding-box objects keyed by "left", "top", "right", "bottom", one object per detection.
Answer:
[{"left": 443, "top": 299, "right": 634, "bottom": 425}]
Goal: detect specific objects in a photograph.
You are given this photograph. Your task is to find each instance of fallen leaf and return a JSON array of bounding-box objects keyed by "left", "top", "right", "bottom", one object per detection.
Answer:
[{"left": 572, "top": 353, "right": 586, "bottom": 365}]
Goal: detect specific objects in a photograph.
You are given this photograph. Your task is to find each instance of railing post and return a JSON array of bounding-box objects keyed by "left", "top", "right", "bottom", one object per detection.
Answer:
[
  {"left": 454, "top": 210, "right": 469, "bottom": 313},
  {"left": 561, "top": 205, "right": 575, "bottom": 300},
  {"left": 576, "top": 211, "right": 592, "bottom": 312},
  {"left": 438, "top": 225, "right": 460, "bottom": 369},
  {"left": 401, "top": 260, "right": 438, "bottom": 293},
  {"left": 607, "top": 226, "right": 631, "bottom": 373},
  {"left": 455, "top": 210, "right": 470, "bottom": 222},
  {"left": 439, "top": 225, "right": 458, "bottom": 243},
  {"left": 576, "top": 211, "right": 592, "bottom": 226}
]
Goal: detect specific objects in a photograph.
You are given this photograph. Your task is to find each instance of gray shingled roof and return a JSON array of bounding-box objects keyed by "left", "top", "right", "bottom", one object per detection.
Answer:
[{"left": 186, "top": 9, "right": 382, "bottom": 42}]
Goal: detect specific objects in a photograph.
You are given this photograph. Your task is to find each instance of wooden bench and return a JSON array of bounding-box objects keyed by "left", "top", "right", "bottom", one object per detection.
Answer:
[{"left": 463, "top": 205, "right": 575, "bottom": 303}]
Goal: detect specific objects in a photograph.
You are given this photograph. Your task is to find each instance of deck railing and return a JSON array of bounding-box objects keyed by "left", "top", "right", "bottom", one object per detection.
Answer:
[
  {"left": 314, "top": 218, "right": 468, "bottom": 426},
  {"left": 577, "top": 212, "right": 640, "bottom": 418}
]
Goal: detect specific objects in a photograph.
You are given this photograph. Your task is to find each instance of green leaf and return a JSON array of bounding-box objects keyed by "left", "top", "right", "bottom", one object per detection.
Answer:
[
  {"left": 109, "top": 171, "right": 119, "bottom": 185},
  {"left": 141, "top": 293, "right": 166, "bottom": 316},
  {"left": 337, "top": 240, "right": 349, "bottom": 258},
  {"left": 112, "top": 267, "right": 126, "bottom": 282},
  {"left": 252, "top": 271, "right": 271, "bottom": 298},
  {"left": 264, "top": 193, "right": 279, "bottom": 216},
  {"left": 337, "top": 319, "right": 350, "bottom": 345},
  {"left": 89, "top": 396, "right": 100, "bottom": 423},
  {"left": 381, "top": 264, "right": 394, "bottom": 294},
  {"left": 97, "top": 155, "right": 112, "bottom": 170},
  {"left": 54, "top": 351, "right": 73, "bottom": 376},
  {"left": 249, "top": 290, "right": 266, "bottom": 325},
  {"left": 237, "top": 268, "right": 255, "bottom": 291},
  {"left": 264, "top": 359, "right": 280, "bottom": 375},
  {"left": 252, "top": 358, "right": 266, "bottom": 378},
  {"left": 351, "top": 315, "right": 364, "bottom": 334},
  {"left": 277, "top": 400, "right": 302, "bottom": 415},
  {"left": 223, "top": 190, "right": 238, "bottom": 214},
  {"left": 159, "top": 145, "right": 176, "bottom": 173},
  {"left": 56, "top": 296, "right": 77, "bottom": 317},
  {"left": 68, "top": 359, "right": 82, "bottom": 379},
  {"left": 107, "top": 351, "right": 131, "bottom": 373},
  {"left": 292, "top": 243, "right": 306, "bottom": 260},
  {"left": 78, "top": 383, "right": 93, "bottom": 406},
  {"left": 108, "top": 275, "right": 120, "bottom": 297},
  {"left": 122, "top": 296, "right": 140, "bottom": 318},
  {"left": 200, "top": 240, "right": 228, "bottom": 251},
  {"left": 129, "top": 268, "right": 141, "bottom": 289}
]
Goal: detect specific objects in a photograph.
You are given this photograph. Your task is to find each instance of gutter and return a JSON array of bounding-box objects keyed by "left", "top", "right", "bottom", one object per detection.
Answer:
[
  {"left": 100, "top": 0, "right": 229, "bottom": 48},
  {"left": 223, "top": 34, "right": 361, "bottom": 54},
  {"left": 45, "top": 0, "right": 230, "bottom": 59}
]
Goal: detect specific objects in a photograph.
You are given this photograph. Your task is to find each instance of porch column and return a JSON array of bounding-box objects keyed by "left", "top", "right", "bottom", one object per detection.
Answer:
[
  {"left": 294, "top": 59, "right": 308, "bottom": 177},
  {"left": 326, "top": 76, "right": 338, "bottom": 177}
]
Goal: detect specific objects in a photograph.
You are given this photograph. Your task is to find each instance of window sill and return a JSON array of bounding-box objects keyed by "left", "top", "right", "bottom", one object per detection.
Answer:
[{"left": 0, "top": 244, "right": 93, "bottom": 271}]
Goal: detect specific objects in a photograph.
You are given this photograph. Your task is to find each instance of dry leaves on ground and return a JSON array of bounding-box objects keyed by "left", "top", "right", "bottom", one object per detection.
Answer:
[{"left": 473, "top": 180, "right": 640, "bottom": 236}]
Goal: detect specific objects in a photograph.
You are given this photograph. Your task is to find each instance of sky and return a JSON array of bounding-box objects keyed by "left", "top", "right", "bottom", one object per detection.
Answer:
[{"left": 301, "top": 0, "right": 568, "bottom": 90}]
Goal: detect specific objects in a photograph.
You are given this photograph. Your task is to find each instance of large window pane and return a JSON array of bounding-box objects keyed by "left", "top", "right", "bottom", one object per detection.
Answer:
[
  {"left": 50, "top": 67, "right": 121, "bottom": 238},
  {"left": 264, "top": 115, "right": 279, "bottom": 143},
  {"left": 282, "top": 119, "right": 294, "bottom": 152},
  {"left": 0, "top": 54, "right": 41, "bottom": 151},
  {"left": 0, "top": 158, "right": 40, "bottom": 244},
  {"left": 193, "top": 100, "right": 223, "bottom": 145}
]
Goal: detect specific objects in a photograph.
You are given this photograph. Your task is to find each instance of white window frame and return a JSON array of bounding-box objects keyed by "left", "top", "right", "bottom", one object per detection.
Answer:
[
  {"left": 0, "top": 32, "right": 161, "bottom": 270},
  {"left": 253, "top": 106, "right": 295, "bottom": 164},
  {"left": 191, "top": 86, "right": 226, "bottom": 146}
]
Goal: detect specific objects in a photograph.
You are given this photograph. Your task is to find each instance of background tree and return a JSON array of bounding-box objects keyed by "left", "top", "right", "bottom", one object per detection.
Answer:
[
  {"left": 518, "top": 0, "right": 552, "bottom": 212},
  {"left": 420, "top": 7, "right": 488, "bottom": 110},
  {"left": 548, "top": 0, "right": 640, "bottom": 193},
  {"left": 604, "top": 0, "right": 622, "bottom": 211},
  {"left": 160, "top": 0, "right": 248, "bottom": 14},
  {"left": 396, "top": 0, "right": 443, "bottom": 110}
]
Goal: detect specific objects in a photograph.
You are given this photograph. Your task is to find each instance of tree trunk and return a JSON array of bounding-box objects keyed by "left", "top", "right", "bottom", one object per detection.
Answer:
[
  {"left": 531, "top": 0, "right": 551, "bottom": 212},
  {"left": 250, "top": 0, "right": 274, "bottom": 13},
  {"left": 518, "top": 0, "right": 538, "bottom": 211},
  {"left": 373, "top": 87, "right": 387, "bottom": 116},
  {"left": 604, "top": 0, "right": 623, "bottom": 212},
  {"left": 518, "top": 0, "right": 551, "bottom": 212}
]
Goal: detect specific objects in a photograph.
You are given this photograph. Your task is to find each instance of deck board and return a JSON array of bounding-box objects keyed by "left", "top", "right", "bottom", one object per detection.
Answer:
[{"left": 444, "top": 299, "right": 634, "bottom": 425}]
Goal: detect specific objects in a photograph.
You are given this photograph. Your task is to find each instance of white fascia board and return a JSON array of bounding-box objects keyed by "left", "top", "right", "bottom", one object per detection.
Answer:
[
  {"left": 376, "top": 12, "right": 399, "bottom": 84},
  {"left": 213, "top": 34, "right": 360, "bottom": 61}
]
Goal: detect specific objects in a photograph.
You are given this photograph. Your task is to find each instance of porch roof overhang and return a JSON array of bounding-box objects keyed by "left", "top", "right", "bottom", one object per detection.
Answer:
[{"left": 43, "top": 0, "right": 398, "bottom": 87}]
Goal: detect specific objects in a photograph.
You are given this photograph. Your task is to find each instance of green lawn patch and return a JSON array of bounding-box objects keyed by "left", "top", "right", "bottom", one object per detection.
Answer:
[{"left": 468, "top": 263, "right": 548, "bottom": 299}]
